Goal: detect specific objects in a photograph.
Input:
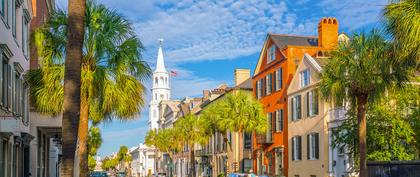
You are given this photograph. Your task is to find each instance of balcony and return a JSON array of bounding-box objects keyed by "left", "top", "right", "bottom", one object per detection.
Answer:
[{"left": 256, "top": 133, "right": 273, "bottom": 144}]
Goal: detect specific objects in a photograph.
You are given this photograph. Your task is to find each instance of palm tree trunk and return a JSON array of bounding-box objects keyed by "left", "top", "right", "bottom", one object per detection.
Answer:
[
  {"left": 189, "top": 145, "right": 195, "bottom": 177},
  {"left": 357, "top": 94, "right": 368, "bottom": 177},
  {"left": 78, "top": 101, "right": 89, "bottom": 176},
  {"left": 61, "top": 0, "right": 86, "bottom": 176}
]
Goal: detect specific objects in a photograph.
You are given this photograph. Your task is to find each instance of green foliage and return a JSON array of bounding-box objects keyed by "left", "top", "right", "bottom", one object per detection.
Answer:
[
  {"left": 27, "top": 0, "right": 151, "bottom": 123},
  {"left": 201, "top": 90, "right": 267, "bottom": 134},
  {"left": 175, "top": 114, "right": 208, "bottom": 146},
  {"left": 88, "top": 155, "right": 97, "bottom": 171},
  {"left": 117, "top": 146, "right": 130, "bottom": 162},
  {"left": 332, "top": 85, "right": 420, "bottom": 161},
  {"left": 101, "top": 157, "right": 118, "bottom": 171},
  {"left": 88, "top": 126, "right": 103, "bottom": 171},
  {"left": 384, "top": 0, "right": 420, "bottom": 69}
]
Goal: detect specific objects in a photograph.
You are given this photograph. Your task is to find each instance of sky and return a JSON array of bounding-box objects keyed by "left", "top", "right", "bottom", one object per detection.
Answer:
[{"left": 56, "top": 0, "right": 388, "bottom": 157}]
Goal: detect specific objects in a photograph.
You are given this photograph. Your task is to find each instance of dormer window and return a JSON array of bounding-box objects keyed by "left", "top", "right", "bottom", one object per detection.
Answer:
[
  {"left": 300, "top": 69, "right": 310, "bottom": 88},
  {"left": 267, "top": 45, "right": 276, "bottom": 63}
]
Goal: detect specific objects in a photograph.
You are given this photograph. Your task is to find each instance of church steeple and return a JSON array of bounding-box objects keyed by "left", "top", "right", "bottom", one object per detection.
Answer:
[{"left": 155, "top": 39, "right": 167, "bottom": 73}]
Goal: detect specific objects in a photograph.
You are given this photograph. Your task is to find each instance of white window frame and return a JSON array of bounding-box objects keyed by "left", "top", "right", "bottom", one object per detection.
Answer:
[
  {"left": 275, "top": 109, "right": 283, "bottom": 132},
  {"left": 308, "top": 133, "right": 319, "bottom": 160},
  {"left": 275, "top": 68, "right": 282, "bottom": 91},
  {"left": 300, "top": 69, "right": 310, "bottom": 88},
  {"left": 266, "top": 74, "right": 272, "bottom": 95},
  {"left": 267, "top": 45, "right": 276, "bottom": 63}
]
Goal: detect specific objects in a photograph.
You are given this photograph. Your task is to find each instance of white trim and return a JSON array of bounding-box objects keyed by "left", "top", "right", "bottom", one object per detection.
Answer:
[{"left": 304, "top": 53, "right": 322, "bottom": 72}]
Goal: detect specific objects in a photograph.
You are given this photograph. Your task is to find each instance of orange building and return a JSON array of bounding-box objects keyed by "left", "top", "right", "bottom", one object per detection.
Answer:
[{"left": 252, "top": 17, "right": 339, "bottom": 176}]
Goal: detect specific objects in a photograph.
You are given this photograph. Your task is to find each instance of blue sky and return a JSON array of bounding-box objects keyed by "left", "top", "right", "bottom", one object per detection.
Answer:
[{"left": 56, "top": 0, "right": 388, "bottom": 157}]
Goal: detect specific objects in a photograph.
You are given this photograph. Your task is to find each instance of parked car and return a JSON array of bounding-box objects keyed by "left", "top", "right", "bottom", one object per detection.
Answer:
[{"left": 90, "top": 171, "right": 108, "bottom": 177}]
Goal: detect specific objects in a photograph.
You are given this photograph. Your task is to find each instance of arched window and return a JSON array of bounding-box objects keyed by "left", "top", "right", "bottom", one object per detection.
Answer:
[
  {"left": 160, "top": 77, "right": 164, "bottom": 85},
  {"left": 165, "top": 77, "right": 168, "bottom": 85},
  {"left": 155, "top": 93, "right": 157, "bottom": 100},
  {"left": 155, "top": 77, "right": 158, "bottom": 85}
]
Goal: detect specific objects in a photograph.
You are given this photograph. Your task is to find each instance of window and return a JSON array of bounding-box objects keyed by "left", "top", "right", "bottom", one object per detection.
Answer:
[
  {"left": 0, "top": 139, "right": 5, "bottom": 177},
  {"left": 256, "top": 80, "right": 261, "bottom": 99},
  {"left": 300, "top": 69, "right": 310, "bottom": 88},
  {"left": 11, "top": 0, "right": 15, "bottom": 37},
  {"left": 292, "top": 136, "right": 302, "bottom": 161},
  {"left": 0, "top": 0, "right": 5, "bottom": 18},
  {"left": 291, "top": 95, "right": 302, "bottom": 121},
  {"left": 243, "top": 132, "right": 252, "bottom": 150},
  {"left": 307, "top": 89, "right": 319, "bottom": 117},
  {"left": 275, "top": 68, "right": 282, "bottom": 91},
  {"left": 266, "top": 74, "right": 272, "bottom": 95},
  {"left": 22, "top": 11, "right": 30, "bottom": 58},
  {"left": 259, "top": 78, "right": 264, "bottom": 97},
  {"left": 267, "top": 45, "right": 276, "bottom": 63},
  {"left": 267, "top": 113, "right": 272, "bottom": 142},
  {"left": 154, "top": 77, "right": 158, "bottom": 85},
  {"left": 307, "top": 133, "right": 319, "bottom": 160},
  {"left": 243, "top": 159, "right": 252, "bottom": 173},
  {"left": 275, "top": 109, "right": 283, "bottom": 132},
  {"left": 1, "top": 0, "right": 9, "bottom": 26}
]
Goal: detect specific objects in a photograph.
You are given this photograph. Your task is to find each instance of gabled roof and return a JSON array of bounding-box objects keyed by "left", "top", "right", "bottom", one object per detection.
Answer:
[
  {"left": 270, "top": 34, "right": 318, "bottom": 50},
  {"left": 254, "top": 34, "right": 319, "bottom": 76}
]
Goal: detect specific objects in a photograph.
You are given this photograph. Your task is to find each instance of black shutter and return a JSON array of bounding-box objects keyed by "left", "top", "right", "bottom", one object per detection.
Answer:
[
  {"left": 0, "top": 57, "right": 2, "bottom": 106},
  {"left": 307, "top": 134, "right": 310, "bottom": 160},
  {"left": 273, "top": 71, "right": 277, "bottom": 91},
  {"left": 280, "top": 109, "right": 283, "bottom": 131},
  {"left": 314, "top": 90, "right": 319, "bottom": 115},
  {"left": 292, "top": 137, "right": 295, "bottom": 161},
  {"left": 2, "top": 63, "right": 7, "bottom": 107},
  {"left": 291, "top": 98, "right": 294, "bottom": 121},
  {"left": 280, "top": 68, "right": 283, "bottom": 89},
  {"left": 297, "top": 95, "right": 301, "bottom": 120},
  {"left": 7, "top": 64, "right": 11, "bottom": 111},
  {"left": 306, "top": 92, "right": 310, "bottom": 117},
  {"left": 298, "top": 136, "right": 302, "bottom": 160},
  {"left": 315, "top": 133, "right": 319, "bottom": 159}
]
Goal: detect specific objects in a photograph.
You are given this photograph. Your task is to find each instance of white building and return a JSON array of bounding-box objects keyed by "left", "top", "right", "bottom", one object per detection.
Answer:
[
  {"left": 130, "top": 144, "right": 156, "bottom": 177},
  {"left": 0, "top": 0, "right": 33, "bottom": 176},
  {"left": 149, "top": 39, "right": 171, "bottom": 130}
]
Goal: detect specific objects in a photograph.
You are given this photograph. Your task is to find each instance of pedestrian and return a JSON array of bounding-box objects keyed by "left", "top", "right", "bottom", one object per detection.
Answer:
[{"left": 247, "top": 170, "right": 256, "bottom": 177}]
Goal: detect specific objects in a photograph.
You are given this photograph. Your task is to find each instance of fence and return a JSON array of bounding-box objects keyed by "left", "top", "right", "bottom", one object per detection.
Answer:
[{"left": 368, "top": 161, "right": 420, "bottom": 177}]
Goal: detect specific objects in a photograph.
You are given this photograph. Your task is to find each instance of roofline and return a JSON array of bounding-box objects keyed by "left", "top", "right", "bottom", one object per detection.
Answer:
[{"left": 268, "top": 33, "right": 318, "bottom": 39}]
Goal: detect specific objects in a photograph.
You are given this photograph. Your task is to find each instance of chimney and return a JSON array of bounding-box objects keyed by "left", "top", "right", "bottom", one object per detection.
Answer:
[
  {"left": 203, "top": 90, "right": 210, "bottom": 100},
  {"left": 318, "top": 17, "right": 339, "bottom": 50},
  {"left": 234, "top": 69, "right": 250, "bottom": 86}
]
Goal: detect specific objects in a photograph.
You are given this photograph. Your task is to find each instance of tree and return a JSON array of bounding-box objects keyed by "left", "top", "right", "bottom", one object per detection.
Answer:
[
  {"left": 332, "top": 84, "right": 420, "bottom": 161},
  {"left": 201, "top": 90, "right": 266, "bottom": 172},
  {"left": 319, "top": 30, "right": 407, "bottom": 177},
  {"left": 29, "top": 0, "right": 150, "bottom": 174},
  {"left": 88, "top": 126, "right": 103, "bottom": 171},
  {"left": 60, "top": 0, "right": 86, "bottom": 175},
  {"left": 174, "top": 114, "right": 208, "bottom": 177},
  {"left": 116, "top": 146, "right": 132, "bottom": 174},
  {"left": 145, "top": 129, "right": 159, "bottom": 174},
  {"left": 383, "top": 0, "right": 420, "bottom": 69}
]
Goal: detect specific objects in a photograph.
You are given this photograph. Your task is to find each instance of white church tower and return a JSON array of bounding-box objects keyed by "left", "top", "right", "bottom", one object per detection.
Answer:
[{"left": 149, "top": 39, "right": 171, "bottom": 130}]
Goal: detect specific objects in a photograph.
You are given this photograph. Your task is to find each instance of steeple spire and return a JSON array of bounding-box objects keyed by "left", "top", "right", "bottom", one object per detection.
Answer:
[{"left": 155, "top": 39, "right": 167, "bottom": 72}]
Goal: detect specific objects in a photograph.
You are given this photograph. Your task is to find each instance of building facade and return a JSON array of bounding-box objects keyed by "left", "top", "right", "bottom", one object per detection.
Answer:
[
  {"left": 149, "top": 39, "right": 171, "bottom": 130},
  {"left": 130, "top": 144, "right": 156, "bottom": 177},
  {"left": 252, "top": 17, "right": 339, "bottom": 176},
  {"left": 287, "top": 53, "right": 355, "bottom": 177},
  {"left": 0, "top": 0, "right": 34, "bottom": 176}
]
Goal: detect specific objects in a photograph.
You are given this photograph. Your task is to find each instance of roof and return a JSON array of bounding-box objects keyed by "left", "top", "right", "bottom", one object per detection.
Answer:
[
  {"left": 235, "top": 78, "right": 252, "bottom": 89},
  {"left": 269, "top": 34, "right": 318, "bottom": 50}
]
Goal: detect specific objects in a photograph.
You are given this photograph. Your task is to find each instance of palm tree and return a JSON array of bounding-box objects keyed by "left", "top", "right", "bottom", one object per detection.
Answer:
[
  {"left": 202, "top": 90, "right": 266, "bottom": 172},
  {"left": 60, "top": 0, "right": 86, "bottom": 176},
  {"left": 383, "top": 0, "right": 420, "bottom": 69},
  {"left": 145, "top": 129, "right": 160, "bottom": 174},
  {"left": 319, "top": 30, "right": 407, "bottom": 177},
  {"left": 174, "top": 114, "right": 208, "bottom": 177},
  {"left": 88, "top": 126, "right": 103, "bottom": 170},
  {"left": 29, "top": 0, "right": 150, "bottom": 175},
  {"left": 116, "top": 146, "right": 132, "bottom": 174}
]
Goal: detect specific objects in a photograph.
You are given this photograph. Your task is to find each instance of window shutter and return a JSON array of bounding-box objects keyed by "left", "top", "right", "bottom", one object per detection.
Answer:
[
  {"left": 315, "top": 133, "right": 319, "bottom": 159},
  {"left": 279, "top": 68, "right": 283, "bottom": 89},
  {"left": 307, "top": 134, "right": 310, "bottom": 159},
  {"left": 273, "top": 110, "right": 277, "bottom": 132},
  {"left": 292, "top": 137, "right": 295, "bottom": 161},
  {"left": 306, "top": 92, "right": 310, "bottom": 117},
  {"left": 280, "top": 109, "right": 283, "bottom": 131},
  {"left": 7, "top": 64, "right": 11, "bottom": 111},
  {"left": 291, "top": 98, "right": 295, "bottom": 121},
  {"left": 298, "top": 136, "right": 302, "bottom": 160},
  {"left": 273, "top": 71, "right": 277, "bottom": 91},
  {"left": 314, "top": 90, "right": 319, "bottom": 115},
  {"left": 2, "top": 62, "right": 6, "bottom": 107},
  {"left": 297, "top": 95, "right": 301, "bottom": 120}
]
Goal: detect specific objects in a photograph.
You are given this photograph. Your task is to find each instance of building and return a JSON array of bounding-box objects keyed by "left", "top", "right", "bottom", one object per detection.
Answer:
[
  {"left": 252, "top": 17, "right": 340, "bottom": 176},
  {"left": 25, "top": 0, "right": 61, "bottom": 177},
  {"left": 0, "top": 0, "right": 33, "bottom": 176},
  {"left": 287, "top": 52, "right": 355, "bottom": 177},
  {"left": 130, "top": 144, "right": 156, "bottom": 177},
  {"left": 149, "top": 39, "right": 171, "bottom": 130}
]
